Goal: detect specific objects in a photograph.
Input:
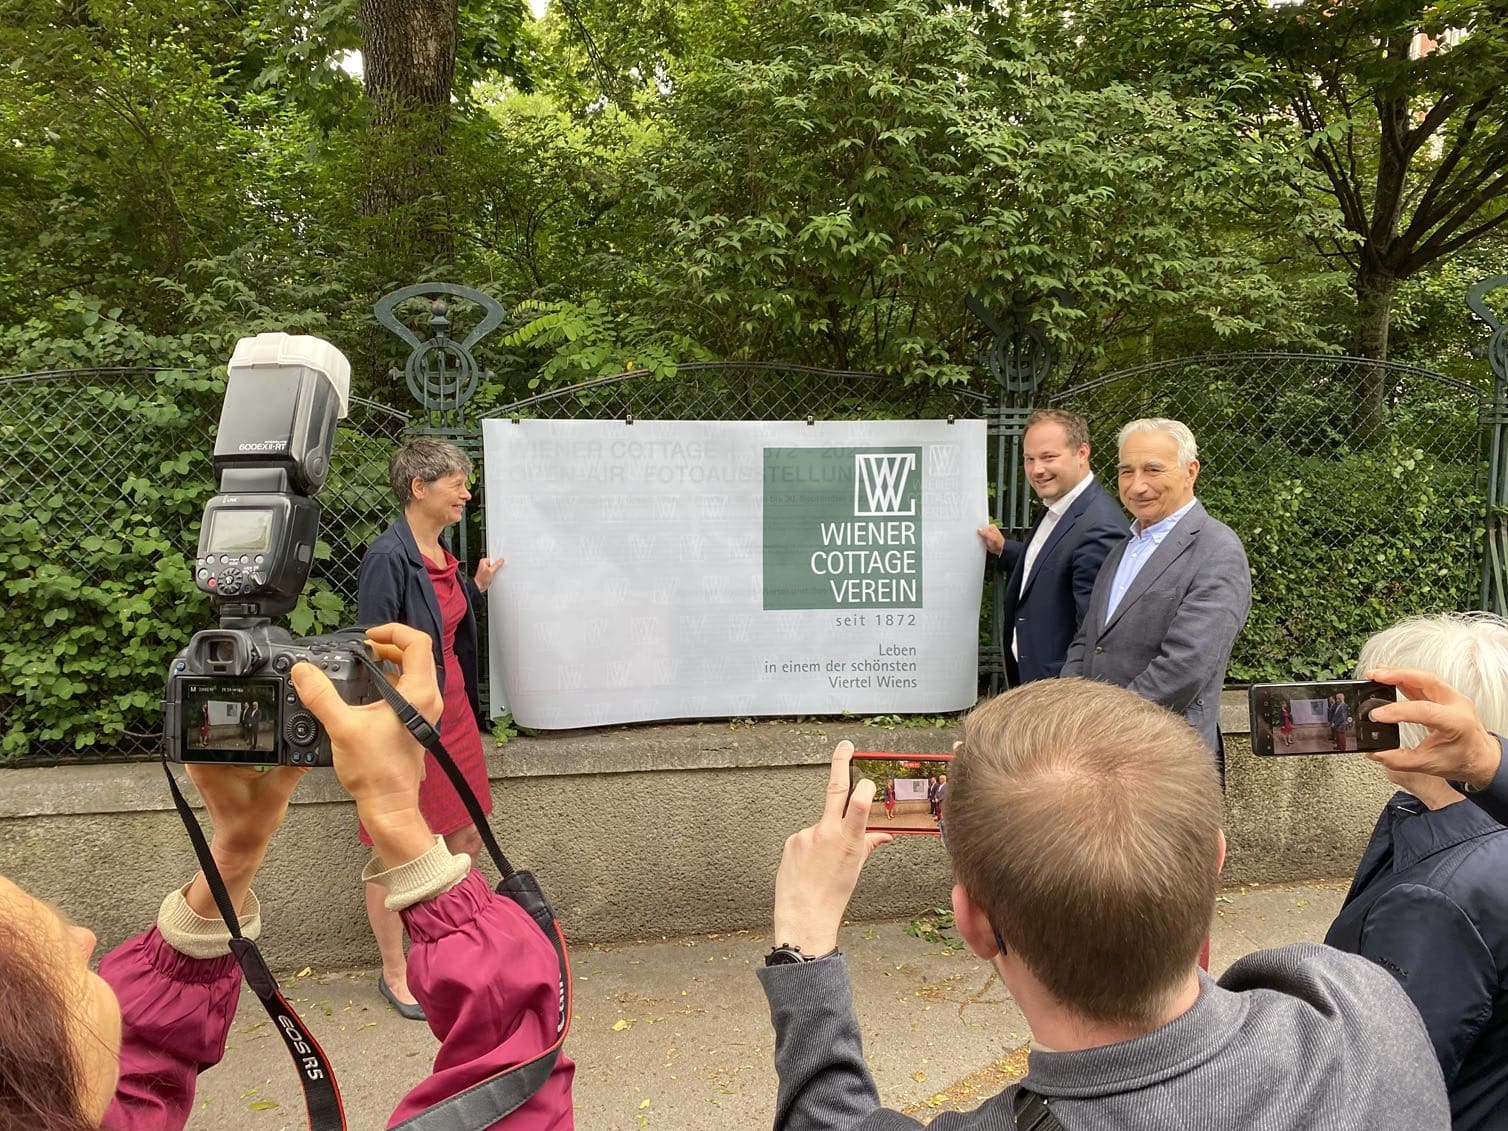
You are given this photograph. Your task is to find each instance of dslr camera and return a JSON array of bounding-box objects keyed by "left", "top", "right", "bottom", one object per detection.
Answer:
[{"left": 163, "top": 333, "right": 383, "bottom": 766}]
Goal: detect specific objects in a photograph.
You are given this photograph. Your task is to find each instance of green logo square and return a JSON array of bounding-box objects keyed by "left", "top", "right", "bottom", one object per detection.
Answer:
[{"left": 763, "top": 446, "right": 923, "bottom": 610}]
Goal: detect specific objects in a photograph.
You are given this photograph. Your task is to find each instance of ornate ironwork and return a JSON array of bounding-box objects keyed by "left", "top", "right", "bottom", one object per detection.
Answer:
[
  {"left": 1469, "top": 276, "right": 1508, "bottom": 614},
  {"left": 374, "top": 282, "right": 511, "bottom": 584},
  {"left": 966, "top": 291, "right": 1071, "bottom": 693},
  {"left": 373, "top": 283, "right": 508, "bottom": 435}
]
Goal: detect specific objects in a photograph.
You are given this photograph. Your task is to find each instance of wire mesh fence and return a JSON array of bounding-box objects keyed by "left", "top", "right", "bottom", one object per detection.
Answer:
[
  {"left": 1051, "top": 353, "right": 1488, "bottom": 680},
  {"left": 1, "top": 368, "right": 410, "bottom": 765},
  {"left": 3, "top": 352, "right": 1490, "bottom": 763}
]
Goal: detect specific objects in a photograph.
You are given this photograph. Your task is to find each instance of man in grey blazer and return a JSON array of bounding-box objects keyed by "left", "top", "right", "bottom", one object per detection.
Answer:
[{"left": 1061, "top": 418, "right": 1250, "bottom": 768}]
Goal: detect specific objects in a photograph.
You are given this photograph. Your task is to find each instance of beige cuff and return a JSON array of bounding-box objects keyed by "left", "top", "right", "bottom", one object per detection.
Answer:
[
  {"left": 157, "top": 884, "right": 262, "bottom": 959},
  {"left": 362, "top": 836, "right": 471, "bottom": 911}
]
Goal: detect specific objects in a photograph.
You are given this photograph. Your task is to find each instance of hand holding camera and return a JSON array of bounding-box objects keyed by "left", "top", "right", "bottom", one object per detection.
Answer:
[{"left": 292, "top": 623, "right": 444, "bottom": 869}]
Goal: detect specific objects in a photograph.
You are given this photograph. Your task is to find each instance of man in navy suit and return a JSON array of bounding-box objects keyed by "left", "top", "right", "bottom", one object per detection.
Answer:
[{"left": 978, "top": 408, "right": 1127, "bottom": 686}]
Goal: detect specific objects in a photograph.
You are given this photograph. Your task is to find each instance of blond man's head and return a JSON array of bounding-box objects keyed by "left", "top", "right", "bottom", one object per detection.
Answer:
[{"left": 947, "top": 679, "right": 1223, "bottom": 1026}]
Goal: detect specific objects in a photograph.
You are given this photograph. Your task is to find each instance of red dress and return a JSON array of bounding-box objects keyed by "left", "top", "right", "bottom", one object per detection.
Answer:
[{"left": 360, "top": 550, "right": 493, "bottom": 843}]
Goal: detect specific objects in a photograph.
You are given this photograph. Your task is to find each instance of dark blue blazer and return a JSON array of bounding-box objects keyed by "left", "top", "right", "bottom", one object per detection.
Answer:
[
  {"left": 1325, "top": 792, "right": 1508, "bottom": 1130},
  {"left": 357, "top": 518, "right": 484, "bottom": 721},
  {"left": 995, "top": 478, "right": 1126, "bottom": 686}
]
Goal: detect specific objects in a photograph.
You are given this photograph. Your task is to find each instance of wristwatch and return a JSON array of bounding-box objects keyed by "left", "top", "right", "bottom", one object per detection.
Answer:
[{"left": 764, "top": 943, "right": 839, "bottom": 967}]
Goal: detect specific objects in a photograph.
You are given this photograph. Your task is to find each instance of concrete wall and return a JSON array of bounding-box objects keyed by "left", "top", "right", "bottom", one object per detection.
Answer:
[{"left": 0, "top": 693, "right": 1394, "bottom": 969}]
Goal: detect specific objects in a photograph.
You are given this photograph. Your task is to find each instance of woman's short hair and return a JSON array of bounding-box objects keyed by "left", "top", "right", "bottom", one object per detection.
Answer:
[
  {"left": 1117, "top": 418, "right": 1198, "bottom": 468},
  {"left": 1358, "top": 611, "right": 1508, "bottom": 741},
  {"left": 0, "top": 909, "right": 96, "bottom": 1130},
  {"left": 388, "top": 438, "right": 473, "bottom": 509},
  {"left": 946, "top": 679, "right": 1223, "bottom": 1027}
]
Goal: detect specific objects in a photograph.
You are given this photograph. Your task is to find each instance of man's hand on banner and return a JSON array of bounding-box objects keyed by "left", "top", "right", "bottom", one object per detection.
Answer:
[
  {"left": 771, "top": 741, "right": 893, "bottom": 956},
  {"left": 474, "top": 556, "right": 505, "bottom": 592},
  {"left": 976, "top": 525, "right": 1004, "bottom": 556}
]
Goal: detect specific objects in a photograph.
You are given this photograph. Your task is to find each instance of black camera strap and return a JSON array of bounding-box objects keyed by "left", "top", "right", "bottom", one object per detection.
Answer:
[
  {"left": 160, "top": 760, "right": 348, "bottom": 1131},
  {"left": 159, "top": 658, "right": 571, "bottom": 1131},
  {"left": 353, "top": 653, "right": 573, "bottom": 1130},
  {"left": 1012, "top": 1087, "right": 1066, "bottom": 1131}
]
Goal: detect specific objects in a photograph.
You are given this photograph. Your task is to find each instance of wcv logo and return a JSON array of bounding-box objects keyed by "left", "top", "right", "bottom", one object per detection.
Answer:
[
  {"left": 762, "top": 444, "right": 923, "bottom": 610},
  {"left": 854, "top": 452, "right": 917, "bottom": 517}
]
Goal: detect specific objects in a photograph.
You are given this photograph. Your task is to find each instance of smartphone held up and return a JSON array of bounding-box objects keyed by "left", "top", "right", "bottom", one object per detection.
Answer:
[
  {"left": 1248, "top": 680, "right": 1399, "bottom": 757},
  {"left": 849, "top": 753, "right": 952, "bottom": 836}
]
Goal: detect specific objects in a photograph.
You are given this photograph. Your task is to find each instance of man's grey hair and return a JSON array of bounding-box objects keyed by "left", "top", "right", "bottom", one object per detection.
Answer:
[
  {"left": 1357, "top": 611, "right": 1508, "bottom": 744},
  {"left": 389, "top": 438, "right": 473, "bottom": 509},
  {"left": 1117, "top": 418, "right": 1198, "bottom": 468}
]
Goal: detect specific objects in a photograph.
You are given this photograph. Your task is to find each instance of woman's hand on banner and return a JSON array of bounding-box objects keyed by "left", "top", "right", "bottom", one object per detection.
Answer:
[
  {"left": 771, "top": 740, "right": 892, "bottom": 956},
  {"left": 474, "top": 556, "right": 504, "bottom": 592}
]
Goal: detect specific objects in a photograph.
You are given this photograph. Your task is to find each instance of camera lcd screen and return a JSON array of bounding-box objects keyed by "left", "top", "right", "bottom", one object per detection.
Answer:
[
  {"left": 1248, "top": 680, "right": 1399, "bottom": 757},
  {"left": 180, "top": 678, "right": 281, "bottom": 764},
  {"left": 205, "top": 509, "right": 274, "bottom": 555},
  {"left": 848, "top": 754, "right": 952, "bottom": 836}
]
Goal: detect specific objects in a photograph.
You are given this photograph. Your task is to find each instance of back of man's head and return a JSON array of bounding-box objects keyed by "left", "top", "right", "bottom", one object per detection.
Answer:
[{"left": 947, "top": 679, "right": 1223, "bottom": 1027}]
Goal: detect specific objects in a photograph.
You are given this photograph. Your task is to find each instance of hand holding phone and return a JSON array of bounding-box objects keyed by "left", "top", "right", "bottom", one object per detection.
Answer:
[{"left": 770, "top": 741, "right": 893, "bottom": 956}]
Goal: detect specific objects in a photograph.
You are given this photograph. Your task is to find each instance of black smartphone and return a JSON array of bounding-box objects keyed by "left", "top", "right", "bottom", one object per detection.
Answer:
[
  {"left": 1248, "top": 680, "right": 1399, "bottom": 757},
  {"left": 849, "top": 752, "right": 953, "bottom": 836}
]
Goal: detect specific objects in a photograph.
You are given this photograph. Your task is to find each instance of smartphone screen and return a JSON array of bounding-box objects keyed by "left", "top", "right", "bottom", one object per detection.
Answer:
[
  {"left": 1248, "top": 680, "right": 1399, "bottom": 757},
  {"left": 849, "top": 753, "right": 953, "bottom": 836}
]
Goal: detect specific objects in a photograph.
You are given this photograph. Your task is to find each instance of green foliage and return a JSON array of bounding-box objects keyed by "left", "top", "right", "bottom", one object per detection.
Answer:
[
  {"left": 1215, "top": 439, "right": 1482, "bottom": 681},
  {"left": 617, "top": 0, "right": 1325, "bottom": 378},
  {"left": 0, "top": 372, "right": 350, "bottom": 760},
  {"left": 905, "top": 908, "right": 963, "bottom": 952}
]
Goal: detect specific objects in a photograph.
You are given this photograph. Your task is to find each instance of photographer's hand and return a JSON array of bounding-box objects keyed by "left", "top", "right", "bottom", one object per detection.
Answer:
[
  {"left": 292, "top": 622, "right": 444, "bottom": 870},
  {"left": 182, "top": 763, "right": 306, "bottom": 920},
  {"left": 771, "top": 741, "right": 892, "bottom": 956},
  {"left": 1364, "top": 666, "right": 1502, "bottom": 790}
]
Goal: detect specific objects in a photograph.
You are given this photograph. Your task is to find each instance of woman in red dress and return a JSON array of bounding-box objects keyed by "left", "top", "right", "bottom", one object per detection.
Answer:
[{"left": 356, "top": 438, "right": 503, "bottom": 1018}]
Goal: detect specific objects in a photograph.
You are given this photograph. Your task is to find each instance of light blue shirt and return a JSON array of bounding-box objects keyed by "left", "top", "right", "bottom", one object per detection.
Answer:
[{"left": 1105, "top": 498, "right": 1198, "bottom": 619}]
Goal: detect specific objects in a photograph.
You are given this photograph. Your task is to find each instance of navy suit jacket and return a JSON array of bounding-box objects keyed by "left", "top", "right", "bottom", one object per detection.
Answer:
[
  {"left": 357, "top": 518, "right": 485, "bottom": 721},
  {"left": 996, "top": 478, "right": 1127, "bottom": 686}
]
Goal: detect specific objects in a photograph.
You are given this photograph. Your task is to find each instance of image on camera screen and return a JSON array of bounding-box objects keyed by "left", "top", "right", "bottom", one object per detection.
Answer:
[
  {"left": 849, "top": 756, "right": 951, "bottom": 836},
  {"left": 1248, "top": 680, "right": 1398, "bottom": 757},
  {"left": 181, "top": 678, "right": 282, "bottom": 763}
]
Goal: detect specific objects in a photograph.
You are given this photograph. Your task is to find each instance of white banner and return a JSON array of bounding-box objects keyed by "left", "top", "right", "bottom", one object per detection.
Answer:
[{"left": 482, "top": 419, "right": 987, "bottom": 729}]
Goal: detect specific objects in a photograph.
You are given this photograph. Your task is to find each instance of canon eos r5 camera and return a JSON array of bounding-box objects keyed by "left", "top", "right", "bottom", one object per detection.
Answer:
[{"left": 162, "top": 333, "right": 382, "bottom": 766}]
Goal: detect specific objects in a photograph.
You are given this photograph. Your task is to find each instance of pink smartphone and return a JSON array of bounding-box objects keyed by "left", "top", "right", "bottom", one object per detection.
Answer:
[{"left": 849, "top": 752, "right": 953, "bottom": 837}]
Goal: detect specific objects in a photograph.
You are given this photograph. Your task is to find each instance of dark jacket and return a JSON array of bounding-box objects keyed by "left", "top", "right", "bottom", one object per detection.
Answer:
[
  {"left": 1325, "top": 792, "right": 1508, "bottom": 1130},
  {"left": 993, "top": 477, "right": 1127, "bottom": 686},
  {"left": 1474, "top": 739, "right": 1508, "bottom": 827},
  {"left": 357, "top": 517, "right": 484, "bottom": 720}
]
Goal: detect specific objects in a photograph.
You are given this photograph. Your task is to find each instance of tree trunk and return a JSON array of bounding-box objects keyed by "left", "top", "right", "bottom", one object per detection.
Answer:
[
  {"left": 1349, "top": 263, "right": 1396, "bottom": 442},
  {"left": 358, "top": 0, "right": 459, "bottom": 266}
]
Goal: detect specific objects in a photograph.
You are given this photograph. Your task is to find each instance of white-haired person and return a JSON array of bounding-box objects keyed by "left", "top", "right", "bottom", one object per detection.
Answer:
[{"left": 1325, "top": 612, "right": 1508, "bottom": 1130}]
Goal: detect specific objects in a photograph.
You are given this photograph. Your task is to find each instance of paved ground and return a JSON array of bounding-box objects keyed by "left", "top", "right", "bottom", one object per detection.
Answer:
[{"left": 185, "top": 880, "right": 1349, "bottom": 1130}]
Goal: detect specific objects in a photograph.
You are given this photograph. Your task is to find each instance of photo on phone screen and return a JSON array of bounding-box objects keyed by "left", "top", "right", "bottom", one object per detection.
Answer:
[
  {"left": 1248, "top": 680, "right": 1399, "bottom": 757},
  {"left": 849, "top": 753, "right": 953, "bottom": 836}
]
